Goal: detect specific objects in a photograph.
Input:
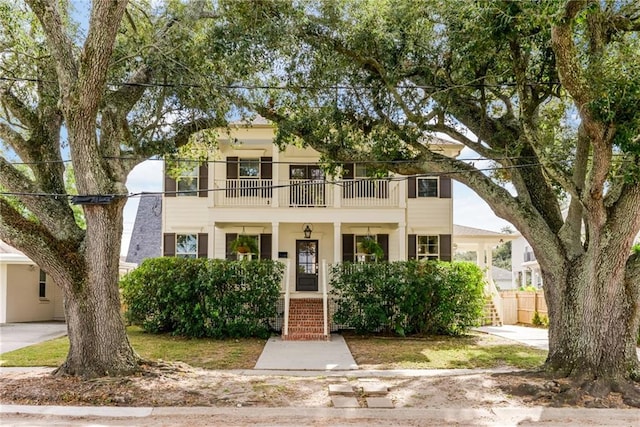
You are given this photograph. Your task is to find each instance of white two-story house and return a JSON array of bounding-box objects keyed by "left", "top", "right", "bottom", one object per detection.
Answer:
[{"left": 160, "top": 121, "right": 462, "bottom": 339}]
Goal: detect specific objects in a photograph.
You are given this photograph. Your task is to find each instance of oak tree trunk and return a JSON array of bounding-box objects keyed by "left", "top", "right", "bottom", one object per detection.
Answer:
[
  {"left": 54, "top": 199, "right": 138, "bottom": 377},
  {"left": 543, "top": 249, "right": 640, "bottom": 382}
]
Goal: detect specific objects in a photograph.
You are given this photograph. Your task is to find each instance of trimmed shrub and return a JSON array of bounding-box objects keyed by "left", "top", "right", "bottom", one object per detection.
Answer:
[
  {"left": 330, "top": 261, "right": 485, "bottom": 336},
  {"left": 120, "top": 257, "right": 283, "bottom": 338}
]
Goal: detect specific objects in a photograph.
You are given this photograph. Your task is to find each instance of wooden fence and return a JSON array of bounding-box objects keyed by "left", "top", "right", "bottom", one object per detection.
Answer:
[{"left": 499, "top": 291, "right": 547, "bottom": 325}]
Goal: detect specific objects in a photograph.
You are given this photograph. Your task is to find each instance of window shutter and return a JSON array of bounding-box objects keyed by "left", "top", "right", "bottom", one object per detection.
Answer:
[
  {"left": 226, "top": 157, "right": 238, "bottom": 198},
  {"left": 408, "top": 176, "right": 416, "bottom": 198},
  {"left": 226, "top": 157, "right": 239, "bottom": 179},
  {"left": 377, "top": 234, "right": 389, "bottom": 261},
  {"left": 163, "top": 233, "right": 176, "bottom": 257},
  {"left": 408, "top": 234, "right": 417, "bottom": 260},
  {"left": 164, "top": 166, "right": 176, "bottom": 198},
  {"left": 260, "top": 233, "right": 272, "bottom": 260},
  {"left": 197, "top": 233, "right": 208, "bottom": 258},
  {"left": 439, "top": 234, "right": 452, "bottom": 261},
  {"left": 440, "top": 176, "right": 452, "bottom": 199},
  {"left": 225, "top": 233, "right": 237, "bottom": 260},
  {"left": 260, "top": 157, "right": 273, "bottom": 198},
  {"left": 343, "top": 163, "right": 355, "bottom": 199},
  {"left": 260, "top": 157, "right": 272, "bottom": 179},
  {"left": 198, "top": 163, "right": 208, "bottom": 198},
  {"left": 342, "top": 234, "right": 354, "bottom": 262}
]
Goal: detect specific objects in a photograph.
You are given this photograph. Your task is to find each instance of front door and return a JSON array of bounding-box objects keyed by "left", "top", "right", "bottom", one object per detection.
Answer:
[{"left": 296, "top": 240, "right": 318, "bottom": 291}]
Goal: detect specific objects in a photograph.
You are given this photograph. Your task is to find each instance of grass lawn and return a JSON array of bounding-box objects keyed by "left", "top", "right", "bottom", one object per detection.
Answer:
[
  {"left": 0, "top": 326, "right": 266, "bottom": 369},
  {"left": 344, "top": 332, "right": 547, "bottom": 369},
  {"left": 1, "top": 328, "right": 546, "bottom": 371}
]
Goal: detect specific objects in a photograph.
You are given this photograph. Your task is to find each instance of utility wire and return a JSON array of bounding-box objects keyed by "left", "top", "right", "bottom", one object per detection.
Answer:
[{"left": 0, "top": 161, "right": 554, "bottom": 200}]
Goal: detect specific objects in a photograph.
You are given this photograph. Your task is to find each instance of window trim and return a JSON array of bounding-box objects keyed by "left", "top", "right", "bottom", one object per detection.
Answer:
[
  {"left": 417, "top": 177, "right": 439, "bottom": 198},
  {"left": 416, "top": 235, "right": 439, "bottom": 260}
]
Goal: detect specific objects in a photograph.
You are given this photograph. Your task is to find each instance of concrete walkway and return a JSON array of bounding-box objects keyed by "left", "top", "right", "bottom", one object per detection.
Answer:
[
  {"left": 475, "top": 325, "right": 549, "bottom": 350},
  {"left": 254, "top": 334, "right": 358, "bottom": 370},
  {"left": 0, "top": 322, "right": 67, "bottom": 354}
]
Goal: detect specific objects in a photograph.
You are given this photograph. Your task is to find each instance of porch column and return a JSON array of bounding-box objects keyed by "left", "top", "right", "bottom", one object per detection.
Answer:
[
  {"left": 398, "top": 223, "right": 406, "bottom": 261},
  {"left": 333, "top": 175, "right": 341, "bottom": 208},
  {"left": 333, "top": 222, "right": 341, "bottom": 264},
  {"left": 209, "top": 222, "right": 215, "bottom": 259},
  {"left": 271, "top": 149, "right": 280, "bottom": 207},
  {"left": 476, "top": 244, "right": 486, "bottom": 269},
  {"left": 209, "top": 158, "right": 215, "bottom": 208},
  {"left": 485, "top": 244, "right": 494, "bottom": 285},
  {"left": 271, "top": 222, "right": 279, "bottom": 261}
]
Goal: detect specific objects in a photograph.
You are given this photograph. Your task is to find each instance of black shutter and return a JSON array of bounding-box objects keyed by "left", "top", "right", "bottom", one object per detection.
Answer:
[
  {"left": 439, "top": 234, "right": 452, "bottom": 261},
  {"left": 440, "top": 176, "right": 452, "bottom": 199},
  {"left": 198, "top": 164, "right": 208, "bottom": 198},
  {"left": 408, "top": 234, "right": 417, "bottom": 260},
  {"left": 377, "top": 234, "right": 389, "bottom": 261},
  {"left": 226, "top": 157, "right": 238, "bottom": 198},
  {"left": 260, "top": 157, "right": 273, "bottom": 198},
  {"left": 342, "top": 234, "right": 355, "bottom": 262},
  {"left": 343, "top": 163, "right": 355, "bottom": 199},
  {"left": 163, "top": 233, "right": 176, "bottom": 257},
  {"left": 260, "top": 233, "right": 272, "bottom": 260},
  {"left": 225, "top": 233, "right": 237, "bottom": 260},
  {"left": 408, "top": 176, "right": 416, "bottom": 198},
  {"left": 197, "top": 233, "right": 208, "bottom": 258},
  {"left": 164, "top": 167, "right": 176, "bottom": 198}
]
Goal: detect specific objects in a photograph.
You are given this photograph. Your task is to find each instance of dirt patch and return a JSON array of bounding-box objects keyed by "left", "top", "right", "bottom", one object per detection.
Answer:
[{"left": 1, "top": 362, "right": 637, "bottom": 409}]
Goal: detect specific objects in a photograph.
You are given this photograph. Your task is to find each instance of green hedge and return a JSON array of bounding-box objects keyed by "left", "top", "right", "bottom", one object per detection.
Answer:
[
  {"left": 120, "top": 257, "right": 284, "bottom": 338},
  {"left": 330, "top": 261, "right": 485, "bottom": 336}
]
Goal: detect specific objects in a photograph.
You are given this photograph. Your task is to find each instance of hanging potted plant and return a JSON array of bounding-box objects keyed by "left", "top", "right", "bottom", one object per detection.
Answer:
[
  {"left": 230, "top": 235, "right": 259, "bottom": 257},
  {"left": 359, "top": 236, "right": 384, "bottom": 261}
]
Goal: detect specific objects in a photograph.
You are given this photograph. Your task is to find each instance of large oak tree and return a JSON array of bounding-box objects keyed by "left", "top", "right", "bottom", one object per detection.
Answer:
[
  {"left": 230, "top": 0, "right": 640, "bottom": 397},
  {"left": 0, "top": 0, "right": 234, "bottom": 377}
]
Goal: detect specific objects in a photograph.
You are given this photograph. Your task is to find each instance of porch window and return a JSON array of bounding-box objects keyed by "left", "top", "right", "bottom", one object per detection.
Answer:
[
  {"left": 176, "top": 165, "right": 199, "bottom": 196},
  {"left": 39, "top": 270, "right": 46, "bottom": 299},
  {"left": 176, "top": 234, "right": 198, "bottom": 258},
  {"left": 417, "top": 177, "right": 438, "bottom": 197},
  {"left": 417, "top": 235, "right": 439, "bottom": 260}
]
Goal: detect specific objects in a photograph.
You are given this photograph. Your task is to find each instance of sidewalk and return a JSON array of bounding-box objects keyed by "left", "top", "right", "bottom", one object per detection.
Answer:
[{"left": 254, "top": 334, "right": 358, "bottom": 370}]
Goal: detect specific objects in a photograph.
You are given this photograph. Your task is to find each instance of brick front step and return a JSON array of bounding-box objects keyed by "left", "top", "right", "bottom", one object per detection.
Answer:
[{"left": 285, "top": 299, "right": 328, "bottom": 341}]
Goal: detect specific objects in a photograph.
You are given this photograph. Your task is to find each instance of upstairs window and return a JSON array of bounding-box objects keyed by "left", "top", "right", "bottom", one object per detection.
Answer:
[
  {"left": 417, "top": 177, "right": 438, "bottom": 197},
  {"left": 176, "top": 234, "right": 198, "bottom": 258},
  {"left": 238, "top": 159, "right": 260, "bottom": 178},
  {"left": 176, "top": 166, "right": 198, "bottom": 196},
  {"left": 417, "top": 235, "right": 439, "bottom": 260}
]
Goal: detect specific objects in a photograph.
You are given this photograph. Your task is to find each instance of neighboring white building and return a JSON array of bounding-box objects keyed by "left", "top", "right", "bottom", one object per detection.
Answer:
[
  {"left": 0, "top": 241, "right": 65, "bottom": 324},
  {"left": 511, "top": 235, "right": 543, "bottom": 289}
]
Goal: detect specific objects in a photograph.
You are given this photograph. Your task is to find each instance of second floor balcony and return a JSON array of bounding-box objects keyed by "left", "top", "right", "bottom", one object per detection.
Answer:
[{"left": 213, "top": 178, "right": 402, "bottom": 208}]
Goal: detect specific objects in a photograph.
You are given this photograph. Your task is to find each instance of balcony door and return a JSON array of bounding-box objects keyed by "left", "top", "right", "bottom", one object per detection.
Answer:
[
  {"left": 289, "top": 165, "right": 325, "bottom": 206},
  {"left": 296, "top": 240, "right": 319, "bottom": 291}
]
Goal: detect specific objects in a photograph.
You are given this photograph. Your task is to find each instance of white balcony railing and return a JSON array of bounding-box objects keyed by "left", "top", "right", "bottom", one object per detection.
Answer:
[{"left": 214, "top": 179, "right": 400, "bottom": 208}]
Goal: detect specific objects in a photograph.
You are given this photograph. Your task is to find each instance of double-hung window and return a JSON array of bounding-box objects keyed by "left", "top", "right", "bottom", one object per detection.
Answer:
[
  {"left": 39, "top": 270, "right": 47, "bottom": 299},
  {"left": 417, "top": 235, "right": 439, "bottom": 260},
  {"left": 176, "top": 166, "right": 199, "bottom": 196}
]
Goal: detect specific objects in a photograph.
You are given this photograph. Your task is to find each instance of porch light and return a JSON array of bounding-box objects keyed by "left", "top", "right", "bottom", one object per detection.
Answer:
[{"left": 303, "top": 224, "right": 313, "bottom": 239}]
